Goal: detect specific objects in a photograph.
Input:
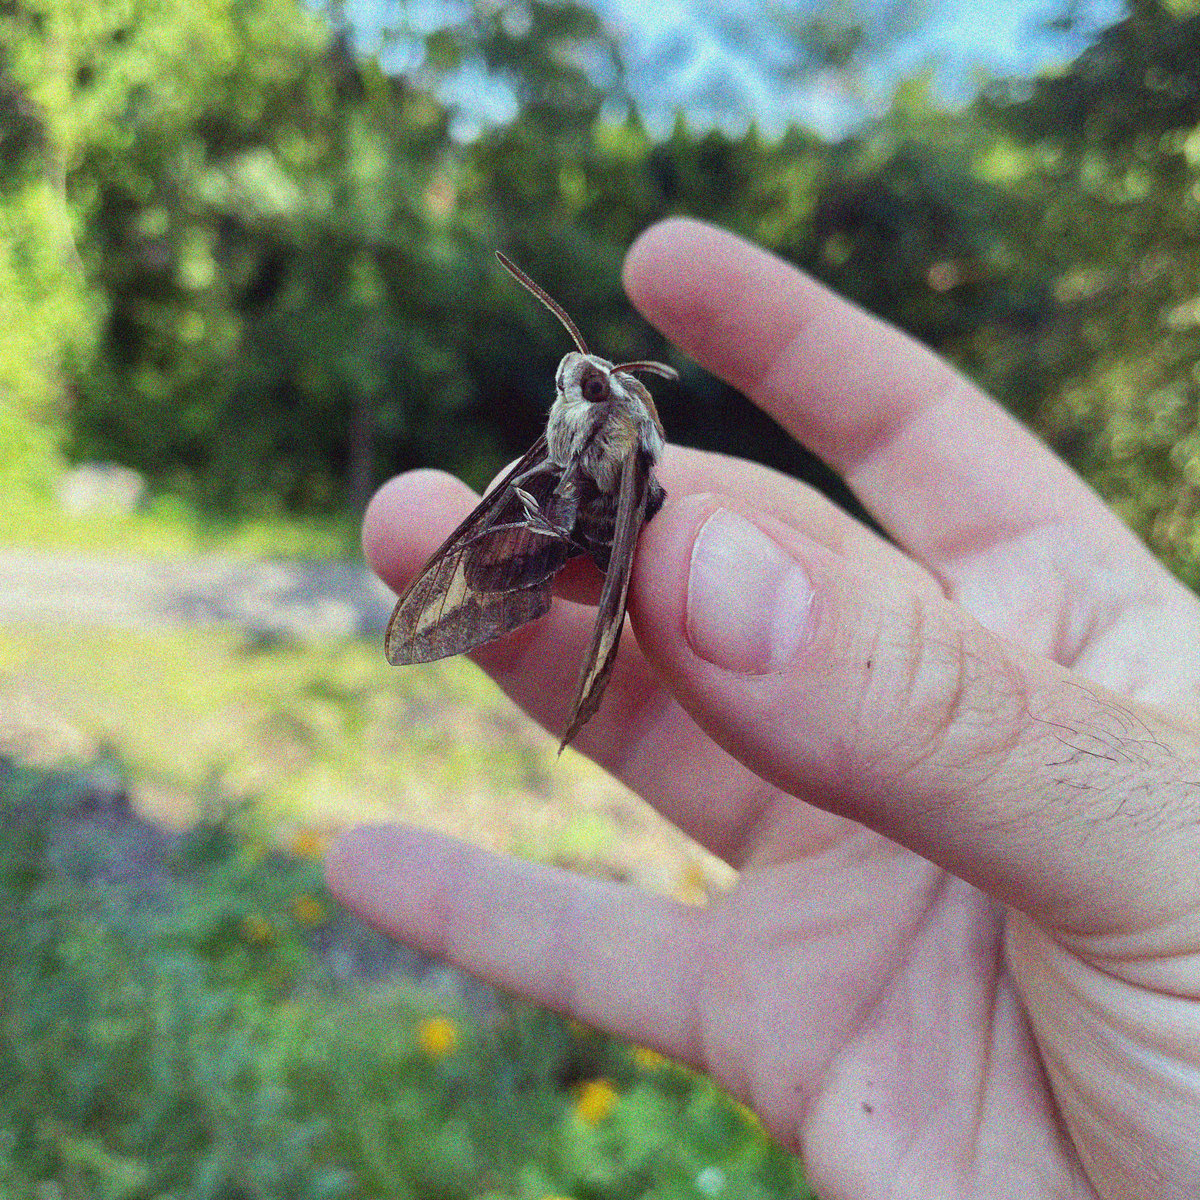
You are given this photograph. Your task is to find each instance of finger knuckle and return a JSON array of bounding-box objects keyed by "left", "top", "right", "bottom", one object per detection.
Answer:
[{"left": 860, "top": 592, "right": 1030, "bottom": 781}]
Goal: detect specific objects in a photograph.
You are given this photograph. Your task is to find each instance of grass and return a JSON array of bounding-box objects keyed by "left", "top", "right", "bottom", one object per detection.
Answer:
[
  {"left": 0, "top": 484, "right": 718, "bottom": 880},
  {"left": 0, "top": 760, "right": 814, "bottom": 1200},
  {"left": 0, "top": 621, "right": 715, "bottom": 890}
]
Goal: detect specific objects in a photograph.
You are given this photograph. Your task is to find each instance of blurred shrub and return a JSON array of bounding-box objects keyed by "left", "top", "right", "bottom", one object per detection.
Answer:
[{"left": 0, "top": 761, "right": 352, "bottom": 1198}]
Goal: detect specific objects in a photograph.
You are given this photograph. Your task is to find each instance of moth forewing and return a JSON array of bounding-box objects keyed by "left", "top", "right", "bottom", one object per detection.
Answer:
[
  {"left": 384, "top": 252, "right": 676, "bottom": 750},
  {"left": 560, "top": 447, "right": 650, "bottom": 750},
  {"left": 383, "top": 435, "right": 576, "bottom": 664}
]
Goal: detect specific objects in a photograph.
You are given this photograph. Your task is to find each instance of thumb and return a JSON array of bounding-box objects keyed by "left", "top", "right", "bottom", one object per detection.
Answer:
[{"left": 631, "top": 495, "right": 1200, "bottom": 939}]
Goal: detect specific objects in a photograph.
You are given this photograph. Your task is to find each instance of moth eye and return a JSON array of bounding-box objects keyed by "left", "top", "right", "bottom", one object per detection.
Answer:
[{"left": 582, "top": 374, "right": 608, "bottom": 402}]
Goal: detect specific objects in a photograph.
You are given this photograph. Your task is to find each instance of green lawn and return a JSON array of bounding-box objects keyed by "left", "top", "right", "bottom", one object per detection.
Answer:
[
  {"left": 0, "top": 619, "right": 715, "bottom": 890},
  {"left": 0, "top": 760, "right": 811, "bottom": 1200}
]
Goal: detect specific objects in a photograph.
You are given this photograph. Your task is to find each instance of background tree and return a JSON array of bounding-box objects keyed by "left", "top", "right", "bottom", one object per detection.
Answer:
[
  {"left": 4, "top": 0, "right": 1199, "bottom": 586},
  {"left": 980, "top": 0, "right": 1200, "bottom": 584}
]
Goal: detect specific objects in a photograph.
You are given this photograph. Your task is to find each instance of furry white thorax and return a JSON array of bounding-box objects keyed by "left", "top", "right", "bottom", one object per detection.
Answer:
[{"left": 546, "top": 352, "right": 665, "bottom": 495}]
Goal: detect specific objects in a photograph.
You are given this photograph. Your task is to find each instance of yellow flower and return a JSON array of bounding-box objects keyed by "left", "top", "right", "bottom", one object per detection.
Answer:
[
  {"left": 241, "top": 914, "right": 275, "bottom": 944},
  {"left": 673, "top": 861, "right": 709, "bottom": 906},
  {"left": 574, "top": 1078, "right": 618, "bottom": 1125},
  {"left": 734, "top": 1101, "right": 763, "bottom": 1131},
  {"left": 417, "top": 1016, "right": 459, "bottom": 1060},
  {"left": 289, "top": 829, "right": 328, "bottom": 858},
  {"left": 291, "top": 893, "right": 326, "bottom": 925},
  {"left": 632, "top": 1045, "right": 668, "bottom": 1070}
]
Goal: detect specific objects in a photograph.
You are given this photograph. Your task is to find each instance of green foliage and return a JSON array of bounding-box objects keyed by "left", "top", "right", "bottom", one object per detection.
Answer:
[
  {"left": 979, "top": 4, "right": 1200, "bottom": 584},
  {"left": 0, "top": 762, "right": 350, "bottom": 1198},
  {"left": 0, "top": 22, "right": 96, "bottom": 493},
  {"left": 0, "top": 760, "right": 812, "bottom": 1197}
]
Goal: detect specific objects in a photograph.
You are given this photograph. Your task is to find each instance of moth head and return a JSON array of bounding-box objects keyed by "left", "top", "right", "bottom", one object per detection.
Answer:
[
  {"left": 557, "top": 350, "right": 681, "bottom": 400},
  {"left": 556, "top": 352, "right": 618, "bottom": 405}
]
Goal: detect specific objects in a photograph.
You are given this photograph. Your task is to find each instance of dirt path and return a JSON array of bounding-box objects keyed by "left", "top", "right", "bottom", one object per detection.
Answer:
[{"left": 0, "top": 550, "right": 394, "bottom": 637}]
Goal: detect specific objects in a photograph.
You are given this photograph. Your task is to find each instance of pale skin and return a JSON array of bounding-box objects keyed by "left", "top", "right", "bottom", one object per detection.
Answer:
[{"left": 326, "top": 218, "right": 1200, "bottom": 1200}]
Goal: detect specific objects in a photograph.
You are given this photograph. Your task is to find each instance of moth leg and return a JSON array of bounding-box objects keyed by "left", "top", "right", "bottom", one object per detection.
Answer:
[
  {"left": 507, "top": 463, "right": 558, "bottom": 492},
  {"left": 513, "top": 486, "right": 568, "bottom": 538}
]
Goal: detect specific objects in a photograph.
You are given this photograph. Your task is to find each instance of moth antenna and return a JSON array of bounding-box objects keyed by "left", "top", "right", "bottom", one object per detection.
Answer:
[
  {"left": 496, "top": 251, "right": 590, "bottom": 355},
  {"left": 613, "top": 360, "right": 680, "bottom": 382}
]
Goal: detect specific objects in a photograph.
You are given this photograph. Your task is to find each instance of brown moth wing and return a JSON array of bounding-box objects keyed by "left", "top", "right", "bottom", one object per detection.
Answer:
[
  {"left": 385, "top": 435, "right": 580, "bottom": 665},
  {"left": 559, "top": 448, "right": 651, "bottom": 750}
]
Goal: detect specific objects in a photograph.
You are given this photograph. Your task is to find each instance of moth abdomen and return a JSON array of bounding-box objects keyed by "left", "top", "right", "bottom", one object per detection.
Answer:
[
  {"left": 572, "top": 486, "right": 617, "bottom": 572},
  {"left": 571, "top": 472, "right": 666, "bottom": 575},
  {"left": 645, "top": 476, "right": 666, "bottom": 523}
]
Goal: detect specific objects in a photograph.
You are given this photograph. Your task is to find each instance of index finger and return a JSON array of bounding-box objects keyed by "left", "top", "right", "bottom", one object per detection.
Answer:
[{"left": 623, "top": 219, "right": 1171, "bottom": 613}]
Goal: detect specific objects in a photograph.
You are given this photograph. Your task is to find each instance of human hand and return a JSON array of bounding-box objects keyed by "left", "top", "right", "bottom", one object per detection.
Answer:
[{"left": 327, "top": 218, "right": 1200, "bottom": 1200}]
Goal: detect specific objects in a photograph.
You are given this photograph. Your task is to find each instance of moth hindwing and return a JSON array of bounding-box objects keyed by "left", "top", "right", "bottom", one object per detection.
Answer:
[{"left": 385, "top": 251, "right": 679, "bottom": 750}]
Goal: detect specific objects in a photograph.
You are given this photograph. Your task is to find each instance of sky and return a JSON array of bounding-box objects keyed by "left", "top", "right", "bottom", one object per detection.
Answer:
[{"left": 336, "top": 0, "right": 1129, "bottom": 139}]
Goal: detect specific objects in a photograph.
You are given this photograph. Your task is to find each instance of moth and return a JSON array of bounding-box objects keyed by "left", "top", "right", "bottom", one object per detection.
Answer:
[{"left": 385, "top": 251, "right": 678, "bottom": 750}]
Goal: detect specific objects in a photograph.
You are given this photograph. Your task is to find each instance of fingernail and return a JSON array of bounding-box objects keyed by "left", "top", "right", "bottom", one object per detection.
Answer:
[{"left": 687, "top": 509, "right": 815, "bottom": 673}]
